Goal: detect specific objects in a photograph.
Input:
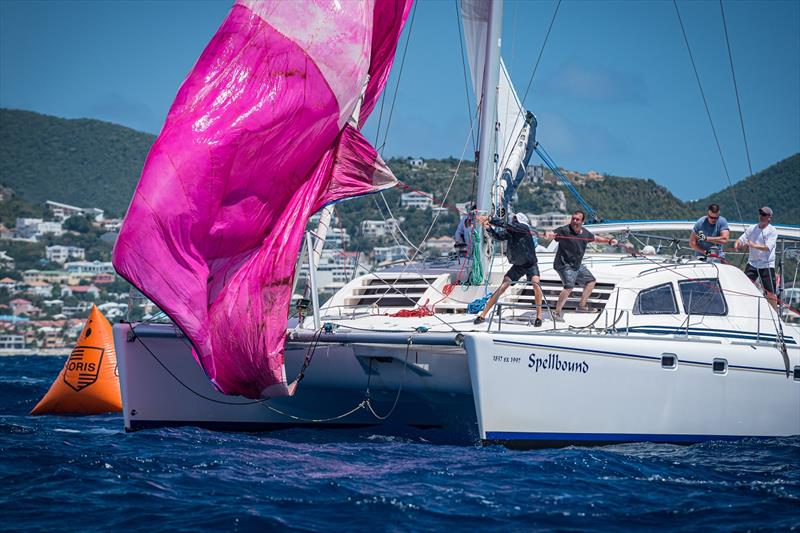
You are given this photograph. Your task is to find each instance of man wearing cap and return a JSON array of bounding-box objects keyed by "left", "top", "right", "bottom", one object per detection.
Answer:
[
  {"left": 735, "top": 207, "right": 779, "bottom": 308},
  {"left": 473, "top": 212, "right": 543, "bottom": 327},
  {"left": 690, "top": 203, "right": 730, "bottom": 260}
]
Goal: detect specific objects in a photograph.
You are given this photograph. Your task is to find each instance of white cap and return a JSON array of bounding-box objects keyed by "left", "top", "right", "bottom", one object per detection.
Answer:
[{"left": 514, "top": 213, "right": 530, "bottom": 227}]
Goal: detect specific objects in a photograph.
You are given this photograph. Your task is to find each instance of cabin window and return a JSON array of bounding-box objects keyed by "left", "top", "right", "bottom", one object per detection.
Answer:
[
  {"left": 633, "top": 283, "right": 678, "bottom": 315},
  {"left": 678, "top": 279, "right": 728, "bottom": 316},
  {"left": 661, "top": 353, "right": 677, "bottom": 369},
  {"left": 712, "top": 358, "right": 728, "bottom": 374}
]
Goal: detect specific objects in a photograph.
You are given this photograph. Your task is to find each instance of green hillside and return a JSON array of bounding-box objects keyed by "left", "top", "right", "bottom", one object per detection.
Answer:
[
  {"left": 690, "top": 154, "right": 799, "bottom": 223},
  {"left": 572, "top": 176, "right": 694, "bottom": 221},
  {"left": 0, "top": 108, "right": 797, "bottom": 230},
  {"left": 0, "top": 108, "right": 154, "bottom": 217}
]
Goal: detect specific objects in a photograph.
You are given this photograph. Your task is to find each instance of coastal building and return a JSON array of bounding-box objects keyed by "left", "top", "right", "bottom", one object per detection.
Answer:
[
  {"left": 93, "top": 273, "right": 116, "bottom": 284},
  {"left": 0, "top": 334, "right": 25, "bottom": 350},
  {"left": 372, "top": 245, "right": 410, "bottom": 264},
  {"left": 425, "top": 236, "right": 455, "bottom": 257},
  {"left": 100, "top": 219, "right": 123, "bottom": 232},
  {"left": 324, "top": 227, "right": 350, "bottom": 249},
  {"left": 400, "top": 191, "right": 433, "bottom": 210},
  {"left": 0, "top": 277, "right": 17, "bottom": 292},
  {"left": 23, "top": 269, "right": 91, "bottom": 286},
  {"left": 25, "top": 281, "right": 53, "bottom": 298},
  {"left": 9, "top": 298, "right": 34, "bottom": 316},
  {"left": 408, "top": 157, "right": 427, "bottom": 169},
  {"left": 431, "top": 206, "right": 449, "bottom": 219},
  {"left": 62, "top": 302, "right": 93, "bottom": 317},
  {"left": 360, "top": 218, "right": 399, "bottom": 239},
  {"left": 0, "top": 250, "right": 14, "bottom": 269},
  {"left": 46, "top": 245, "right": 86, "bottom": 264},
  {"left": 45, "top": 200, "right": 104, "bottom": 222},
  {"left": 526, "top": 164, "right": 545, "bottom": 183},
  {"left": 61, "top": 285, "right": 101, "bottom": 299},
  {"left": 64, "top": 260, "right": 115, "bottom": 275},
  {"left": 15, "top": 218, "right": 64, "bottom": 239},
  {"left": 529, "top": 212, "right": 571, "bottom": 231},
  {"left": 37, "top": 326, "right": 66, "bottom": 349},
  {"left": 299, "top": 249, "right": 364, "bottom": 292}
]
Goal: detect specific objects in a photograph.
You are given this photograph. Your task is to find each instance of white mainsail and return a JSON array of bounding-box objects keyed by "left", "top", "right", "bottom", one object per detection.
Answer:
[{"left": 460, "top": 0, "right": 533, "bottom": 215}]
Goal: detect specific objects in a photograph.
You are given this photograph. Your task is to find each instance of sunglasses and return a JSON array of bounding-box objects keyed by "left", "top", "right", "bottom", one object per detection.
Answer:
[
  {"left": 759, "top": 212, "right": 771, "bottom": 217},
  {"left": 707, "top": 215, "right": 719, "bottom": 221}
]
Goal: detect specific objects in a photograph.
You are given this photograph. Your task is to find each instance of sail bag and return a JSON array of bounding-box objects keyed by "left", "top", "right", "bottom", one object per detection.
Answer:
[{"left": 113, "top": 0, "right": 413, "bottom": 398}]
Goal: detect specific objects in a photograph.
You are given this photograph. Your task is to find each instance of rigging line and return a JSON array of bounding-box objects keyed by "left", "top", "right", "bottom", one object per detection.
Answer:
[
  {"left": 365, "top": 335, "right": 415, "bottom": 420},
  {"left": 454, "top": 0, "right": 476, "bottom": 152},
  {"left": 379, "top": 0, "right": 418, "bottom": 155},
  {"left": 367, "top": 147, "right": 478, "bottom": 312},
  {"left": 373, "top": 85, "right": 388, "bottom": 147},
  {"left": 518, "top": 0, "right": 561, "bottom": 109},
  {"left": 719, "top": 0, "right": 754, "bottom": 178},
  {"left": 673, "top": 0, "right": 743, "bottom": 223},
  {"left": 372, "top": 121, "right": 477, "bottom": 306}
]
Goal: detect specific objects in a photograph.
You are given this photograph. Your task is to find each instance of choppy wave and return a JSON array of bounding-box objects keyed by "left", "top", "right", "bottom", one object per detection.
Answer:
[{"left": 1, "top": 356, "right": 797, "bottom": 531}]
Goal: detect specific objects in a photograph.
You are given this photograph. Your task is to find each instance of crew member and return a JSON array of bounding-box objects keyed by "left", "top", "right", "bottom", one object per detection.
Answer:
[
  {"left": 735, "top": 206, "right": 779, "bottom": 309},
  {"left": 690, "top": 204, "right": 729, "bottom": 260},
  {"left": 550, "top": 210, "right": 617, "bottom": 320},
  {"left": 473, "top": 212, "right": 543, "bottom": 327},
  {"left": 454, "top": 204, "right": 476, "bottom": 257}
]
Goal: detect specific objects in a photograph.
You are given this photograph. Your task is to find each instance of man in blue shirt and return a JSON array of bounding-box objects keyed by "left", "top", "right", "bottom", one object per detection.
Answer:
[{"left": 690, "top": 204, "right": 730, "bottom": 259}]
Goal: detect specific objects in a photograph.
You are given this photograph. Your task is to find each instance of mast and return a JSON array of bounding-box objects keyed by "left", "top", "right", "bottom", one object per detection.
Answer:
[{"left": 474, "top": 0, "right": 503, "bottom": 280}]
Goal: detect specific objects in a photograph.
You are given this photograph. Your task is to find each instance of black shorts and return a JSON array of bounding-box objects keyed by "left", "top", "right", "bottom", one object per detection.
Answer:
[
  {"left": 506, "top": 263, "right": 540, "bottom": 282},
  {"left": 744, "top": 264, "right": 776, "bottom": 293}
]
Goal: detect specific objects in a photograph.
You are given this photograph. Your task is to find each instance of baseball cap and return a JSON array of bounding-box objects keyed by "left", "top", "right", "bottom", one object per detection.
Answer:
[
  {"left": 759, "top": 206, "right": 773, "bottom": 216},
  {"left": 514, "top": 213, "right": 530, "bottom": 227}
]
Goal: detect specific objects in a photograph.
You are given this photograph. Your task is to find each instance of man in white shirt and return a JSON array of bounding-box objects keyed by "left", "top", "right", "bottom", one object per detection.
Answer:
[{"left": 735, "top": 206, "right": 778, "bottom": 308}]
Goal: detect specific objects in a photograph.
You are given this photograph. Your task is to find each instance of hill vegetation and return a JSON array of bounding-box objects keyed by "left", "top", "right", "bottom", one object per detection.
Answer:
[
  {"left": 1, "top": 108, "right": 797, "bottom": 237},
  {"left": 690, "top": 154, "right": 800, "bottom": 223},
  {"left": 0, "top": 109, "right": 154, "bottom": 217}
]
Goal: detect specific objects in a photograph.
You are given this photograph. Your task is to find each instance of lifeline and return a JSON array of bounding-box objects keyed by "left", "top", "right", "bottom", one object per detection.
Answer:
[{"left": 528, "top": 353, "right": 589, "bottom": 374}]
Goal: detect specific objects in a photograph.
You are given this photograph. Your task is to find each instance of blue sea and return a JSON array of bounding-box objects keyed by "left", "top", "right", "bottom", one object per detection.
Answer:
[{"left": 1, "top": 356, "right": 798, "bottom": 531}]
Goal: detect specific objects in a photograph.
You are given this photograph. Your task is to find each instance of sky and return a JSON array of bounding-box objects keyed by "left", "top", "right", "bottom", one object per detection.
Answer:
[{"left": 1, "top": 0, "right": 798, "bottom": 201}]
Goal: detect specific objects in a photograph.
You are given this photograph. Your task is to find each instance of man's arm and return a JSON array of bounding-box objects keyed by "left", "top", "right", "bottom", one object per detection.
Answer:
[
  {"left": 734, "top": 227, "right": 750, "bottom": 250},
  {"left": 476, "top": 215, "right": 508, "bottom": 241},
  {"left": 749, "top": 228, "right": 778, "bottom": 252},
  {"left": 689, "top": 231, "right": 702, "bottom": 254},
  {"left": 706, "top": 229, "right": 729, "bottom": 245},
  {"left": 595, "top": 234, "right": 618, "bottom": 246},
  {"left": 706, "top": 219, "right": 730, "bottom": 245}
]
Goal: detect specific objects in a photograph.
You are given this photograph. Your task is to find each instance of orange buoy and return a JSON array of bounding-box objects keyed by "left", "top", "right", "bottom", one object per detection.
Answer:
[{"left": 30, "top": 304, "right": 122, "bottom": 415}]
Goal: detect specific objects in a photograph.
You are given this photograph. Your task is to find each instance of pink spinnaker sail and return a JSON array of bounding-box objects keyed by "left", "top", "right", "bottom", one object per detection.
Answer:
[{"left": 113, "top": 0, "right": 412, "bottom": 398}]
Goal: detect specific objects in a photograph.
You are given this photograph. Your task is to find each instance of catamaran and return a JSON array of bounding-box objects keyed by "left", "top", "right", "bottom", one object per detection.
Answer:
[{"left": 112, "top": 0, "right": 800, "bottom": 446}]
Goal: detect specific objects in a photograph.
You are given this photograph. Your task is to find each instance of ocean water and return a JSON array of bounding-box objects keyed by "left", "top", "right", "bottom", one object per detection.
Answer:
[{"left": 1, "top": 356, "right": 797, "bottom": 532}]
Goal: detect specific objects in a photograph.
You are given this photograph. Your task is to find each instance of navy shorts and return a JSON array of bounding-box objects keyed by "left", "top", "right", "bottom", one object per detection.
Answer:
[
  {"left": 556, "top": 265, "right": 595, "bottom": 289},
  {"left": 744, "top": 264, "right": 776, "bottom": 293},
  {"left": 506, "top": 263, "right": 540, "bottom": 282}
]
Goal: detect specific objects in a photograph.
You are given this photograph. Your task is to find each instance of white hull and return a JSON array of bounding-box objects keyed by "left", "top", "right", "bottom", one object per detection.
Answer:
[
  {"left": 115, "top": 255, "right": 800, "bottom": 447},
  {"left": 465, "top": 331, "right": 800, "bottom": 446}
]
